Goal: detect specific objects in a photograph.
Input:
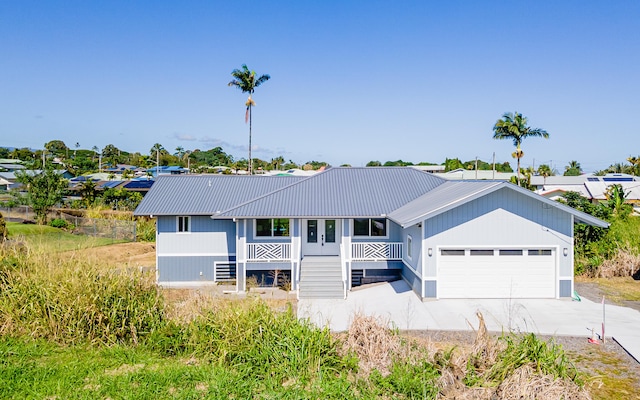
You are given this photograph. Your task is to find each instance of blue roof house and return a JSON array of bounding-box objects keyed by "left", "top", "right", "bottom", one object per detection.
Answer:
[{"left": 134, "top": 167, "right": 608, "bottom": 300}]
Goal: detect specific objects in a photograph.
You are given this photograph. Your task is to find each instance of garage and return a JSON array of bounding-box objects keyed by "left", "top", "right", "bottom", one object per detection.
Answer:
[{"left": 437, "top": 248, "right": 556, "bottom": 299}]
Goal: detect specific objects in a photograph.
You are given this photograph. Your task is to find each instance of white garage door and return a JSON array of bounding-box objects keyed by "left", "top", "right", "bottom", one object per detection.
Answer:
[{"left": 437, "top": 248, "right": 556, "bottom": 299}]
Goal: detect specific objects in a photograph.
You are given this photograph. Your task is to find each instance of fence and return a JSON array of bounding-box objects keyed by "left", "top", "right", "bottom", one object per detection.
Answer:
[
  {"left": 59, "top": 214, "right": 137, "bottom": 241},
  {"left": 0, "top": 206, "right": 137, "bottom": 242}
]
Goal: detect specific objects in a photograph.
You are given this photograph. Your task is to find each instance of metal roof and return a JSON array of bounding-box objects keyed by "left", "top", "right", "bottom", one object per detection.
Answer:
[
  {"left": 388, "top": 180, "right": 609, "bottom": 228},
  {"left": 134, "top": 168, "right": 609, "bottom": 228},
  {"left": 216, "top": 167, "right": 447, "bottom": 218},
  {"left": 134, "top": 175, "right": 303, "bottom": 216}
]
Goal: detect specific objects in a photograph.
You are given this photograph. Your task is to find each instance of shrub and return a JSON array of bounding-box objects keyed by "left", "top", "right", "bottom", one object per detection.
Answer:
[{"left": 49, "top": 218, "right": 68, "bottom": 229}]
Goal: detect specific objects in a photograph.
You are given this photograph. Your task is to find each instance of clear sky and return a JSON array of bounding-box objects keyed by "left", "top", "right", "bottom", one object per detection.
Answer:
[{"left": 1, "top": 1, "right": 638, "bottom": 172}]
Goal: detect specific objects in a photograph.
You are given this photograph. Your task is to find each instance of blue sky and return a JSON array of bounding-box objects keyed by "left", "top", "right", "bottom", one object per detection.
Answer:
[{"left": 1, "top": 1, "right": 638, "bottom": 172}]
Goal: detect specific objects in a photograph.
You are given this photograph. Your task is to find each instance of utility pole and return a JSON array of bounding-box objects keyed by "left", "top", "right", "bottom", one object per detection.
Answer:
[
  {"left": 475, "top": 157, "right": 478, "bottom": 180},
  {"left": 492, "top": 152, "right": 495, "bottom": 180}
]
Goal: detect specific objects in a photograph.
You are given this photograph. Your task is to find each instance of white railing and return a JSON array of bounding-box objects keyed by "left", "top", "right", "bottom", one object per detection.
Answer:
[
  {"left": 351, "top": 242, "right": 403, "bottom": 261},
  {"left": 247, "top": 243, "right": 291, "bottom": 262}
]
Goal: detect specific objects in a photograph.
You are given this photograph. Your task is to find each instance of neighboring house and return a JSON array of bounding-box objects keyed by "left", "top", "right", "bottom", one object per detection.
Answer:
[
  {"left": 0, "top": 177, "right": 10, "bottom": 191},
  {"left": 443, "top": 168, "right": 517, "bottom": 181},
  {"left": 0, "top": 158, "right": 26, "bottom": 172},
  {"left": 147, "top": 166, "right": 188, "bottom": 177},
  {"left": 134, "top": 167, "right": 608, "bottom": 300},
  {"left": 0, "top": 169, "right": 73, "bottom": 189},
  {"left": 533, "top": 174, "right": 640, "bottom": 203},
  {"left": 410, "top": 165, "right": 446, "bottom": 173}
]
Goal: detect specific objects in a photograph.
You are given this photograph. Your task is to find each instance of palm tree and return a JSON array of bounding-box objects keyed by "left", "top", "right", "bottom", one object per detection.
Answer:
[
  {"left": 493, "top": 112, "right": 550, "bottom": 186},
  {"left": 537, "top": 164, "right": 553, "bottom": 186},
  {"left": 564, "top": 160, "right": 582, "bottom": 176},
  {"left": 228, "top": 64, "right": 271, "bottom": 174}
]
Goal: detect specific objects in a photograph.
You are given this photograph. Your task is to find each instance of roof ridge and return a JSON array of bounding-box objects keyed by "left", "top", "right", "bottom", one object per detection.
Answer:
[{"left": 213, "top": 169, "right": 328, "bottom": 215}]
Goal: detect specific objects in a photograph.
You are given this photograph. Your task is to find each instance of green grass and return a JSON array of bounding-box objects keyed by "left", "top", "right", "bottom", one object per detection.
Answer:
[
  {"left": 0, "top": 337, "right": 364, "bottom": 399},
  {"left": 6, "top": 221, "right": 126, "bottom": 251}
]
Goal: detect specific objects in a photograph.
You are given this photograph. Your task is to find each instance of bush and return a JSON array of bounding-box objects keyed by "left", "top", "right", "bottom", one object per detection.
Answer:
[{"left": 49, "top": 218, "right": 68, "bottom": 229}]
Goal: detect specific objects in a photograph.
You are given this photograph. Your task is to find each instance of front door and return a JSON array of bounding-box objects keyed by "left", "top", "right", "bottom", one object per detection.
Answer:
[{"left": 303, "top": 219, "right": 340, "bottom": 256}]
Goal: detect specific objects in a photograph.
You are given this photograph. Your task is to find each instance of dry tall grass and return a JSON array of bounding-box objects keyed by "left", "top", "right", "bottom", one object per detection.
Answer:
[
  {"left": 596, "top": 249, "right": 640, "bottom": 278},
  {"left": 340, "top": 312, "right": 591, "bottom": 400},
  {"left": 0, "top": 242, "right": 163, "bottom": 344}
]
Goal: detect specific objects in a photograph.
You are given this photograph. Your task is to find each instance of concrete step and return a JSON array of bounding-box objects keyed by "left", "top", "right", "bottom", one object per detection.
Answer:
[
  {"left": 299, "top": 292, "right": 344, "bottom": 299},
  {"left": 300, "top": 271, "right": 342, "bottom": 279}
]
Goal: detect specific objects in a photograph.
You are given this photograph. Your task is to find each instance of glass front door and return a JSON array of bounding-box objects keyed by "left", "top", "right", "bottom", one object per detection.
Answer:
[{"left": 303, "top": 219, "right": 340, "bottom": 256}]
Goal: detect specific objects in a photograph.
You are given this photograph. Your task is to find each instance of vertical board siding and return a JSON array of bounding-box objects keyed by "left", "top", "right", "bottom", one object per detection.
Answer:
[
  {"left": 402, "top": 224, "right": 422, "bottom": 272},
  {"left": 423, "top": 188, "right": 574, "bottom": 296}
]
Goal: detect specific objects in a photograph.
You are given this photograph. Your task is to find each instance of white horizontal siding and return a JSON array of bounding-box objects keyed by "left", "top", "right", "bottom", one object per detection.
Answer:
[{"left": 157, "top": 232, "right": 234, "bottom": 255}]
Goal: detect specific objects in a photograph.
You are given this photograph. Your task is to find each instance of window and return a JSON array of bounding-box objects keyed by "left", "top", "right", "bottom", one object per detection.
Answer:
[
  {"left": 441, "top": 249, "right": 465, "bottom": 256},
  {"left": 353, "top": 218, "right": 387, "bottom": 237},
  {"left": 407, "top": 235, "right": 413, "bottom": 259},
  {"left": 499, "top": 249, "right": 523, "bottom": 256},
  {"left": 177, "top": 216, "right": 190, "bottom": 233},
  {"left": 470, "top": 249, "right": 494, "bottom": 256},
  {"left": 528, "top": 249, "right": 552, "bottom": 256},
  {"left": 256, "top": 219, "right": 290, "bottom": 237}
]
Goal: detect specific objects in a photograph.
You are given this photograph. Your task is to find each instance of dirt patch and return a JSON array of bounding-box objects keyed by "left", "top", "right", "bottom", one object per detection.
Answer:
[{"left": 66, "top": 242, "right": 156, "bottom": 267}]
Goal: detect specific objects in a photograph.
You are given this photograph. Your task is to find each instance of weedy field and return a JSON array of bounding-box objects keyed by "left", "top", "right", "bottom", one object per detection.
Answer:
[{"left": 1, "top": 223, "right": 639, "bottom": 399}]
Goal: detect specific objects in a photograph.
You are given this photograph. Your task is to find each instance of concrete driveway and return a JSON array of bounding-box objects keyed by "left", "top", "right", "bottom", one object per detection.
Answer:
[{"left": 297, "top": 280, "right": 640, "bottom": 363}]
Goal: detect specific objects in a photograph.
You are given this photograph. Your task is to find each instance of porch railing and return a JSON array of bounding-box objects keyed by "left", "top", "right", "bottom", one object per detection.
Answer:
[
  {"left": 247, "top": 243, "right": 291, "bottom": 262},
  {"left": 351, "top": 242, "right": 402, "bottom": 261}
]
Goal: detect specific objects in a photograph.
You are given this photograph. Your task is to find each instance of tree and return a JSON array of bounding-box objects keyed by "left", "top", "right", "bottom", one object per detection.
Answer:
[
  {"left": 605, "top": 184, "right": 630, "bottom": 216},
  {"left": 493, "top": 112, "right": 549, "bottom": 186},
  {"left": 228, "top": 64, "right": 271, "bottom": 174},
  {"left": 537, "top": 164, "right": 553, "bottom": 186},
  {"left": 44, "top": 140, "right": 69, "bottom": 157},
  {"left": 627, "top": 156, "right": 640, "bottom": 176},
  {"left": 15, "top": 166, "right": 68, "bottom": 224},
  {"left": 564, "top": 160, "right": 582, "bottom": 176},
  {"left": 366, "top": 161, "right": 382, "bottom": 167},
  {"left": 78, "top": 180, "right": 97, "bottom": 207},
  {"left": 102, "top": 144, "right": 122, "bottom": 167}
]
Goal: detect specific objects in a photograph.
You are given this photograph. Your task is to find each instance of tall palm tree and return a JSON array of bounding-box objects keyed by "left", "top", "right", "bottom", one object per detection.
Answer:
[
  {"left": 228, "top": 64, "right": 270, "bottom": 174},
  {"left": 537, "top": 164, "right": 553, "bottom": 186},
  {"left": 493, "top": 112, "right": 549, "bottom": 186}
]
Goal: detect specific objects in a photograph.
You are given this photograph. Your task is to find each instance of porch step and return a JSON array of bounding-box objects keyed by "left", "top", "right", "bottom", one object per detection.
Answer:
[{"left": 299, "top": 256, "right": 344, "bottom": 299}]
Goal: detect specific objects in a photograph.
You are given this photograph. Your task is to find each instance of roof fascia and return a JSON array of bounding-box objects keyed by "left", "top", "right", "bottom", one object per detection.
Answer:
[{"left": 393, "top": 182, "right": 609, "bottom": 229}]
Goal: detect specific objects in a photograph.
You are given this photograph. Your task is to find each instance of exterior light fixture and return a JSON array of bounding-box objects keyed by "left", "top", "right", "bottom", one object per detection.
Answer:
[
  {"left": 428, "top": 248, "right": 433, "bottom": 257},
  {"left": 563, "top": 248, "right": 568, "bottom": 257}
]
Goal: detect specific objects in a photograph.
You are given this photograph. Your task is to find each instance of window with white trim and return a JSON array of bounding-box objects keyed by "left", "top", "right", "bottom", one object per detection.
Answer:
[
  {"left": 256, "top": 218, "right": 290, "bottom": 237},
  {"left": 353, "top": 218, "right": 387, "bottom": 237},
  {"left": 407, "top": 235, "right": 413, "bottom": 259},
  {"left": 177, "top": 216, "right": 190, "bottom": 233}
]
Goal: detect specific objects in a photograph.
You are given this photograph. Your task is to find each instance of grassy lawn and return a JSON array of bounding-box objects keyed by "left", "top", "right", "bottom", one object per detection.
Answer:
[
  {"left": 0, "top": 338, "right": 360, "bottom": 399},
  {"left": 6, "top": 222, "right": 127, "bottom": 252},
  {"left": 591, "top": 277, "right": 640, "bottom": 303}
]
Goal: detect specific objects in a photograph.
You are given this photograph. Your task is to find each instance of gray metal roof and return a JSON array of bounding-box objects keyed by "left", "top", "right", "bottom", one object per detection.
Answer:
[
  {"left": 216, "top": 167, "right": 447, "bottom": 217},
  {"left": 134, "top": 168, "right": 609, "bottom": 229},
  {"left": 133, "top": 175, "right": 303, "bottom": 216},
  {"left": 388, "top": 180, "right": 609, "bottom": 228}
]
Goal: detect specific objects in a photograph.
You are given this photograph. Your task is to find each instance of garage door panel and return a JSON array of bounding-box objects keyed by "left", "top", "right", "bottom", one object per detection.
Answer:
[{"left": 438, "top": 250, "right": 555, "bottom": 299}]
